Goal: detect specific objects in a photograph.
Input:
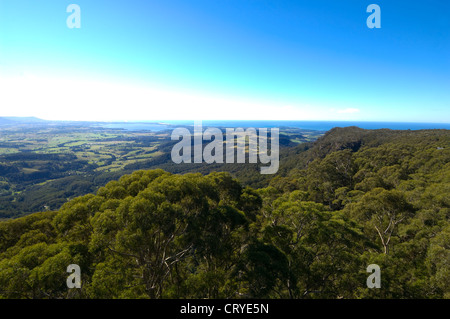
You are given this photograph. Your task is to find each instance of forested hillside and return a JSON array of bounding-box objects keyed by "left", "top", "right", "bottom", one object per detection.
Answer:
[
  {"left": 0, "top": 127, "right": 448, "bottom": 299},
  {"left": 0, "top": 124, "right": 320, "bottom": 218}
]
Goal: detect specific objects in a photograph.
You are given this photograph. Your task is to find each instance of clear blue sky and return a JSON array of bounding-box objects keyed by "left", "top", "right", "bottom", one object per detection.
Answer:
[{"left": 0, "top": 0, "right": 449, "bottom": 122}]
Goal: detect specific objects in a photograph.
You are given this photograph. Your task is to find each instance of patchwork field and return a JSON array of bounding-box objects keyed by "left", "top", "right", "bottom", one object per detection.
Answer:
[{"left": 0, "top": 121, "right": 323, "bottom": 218}]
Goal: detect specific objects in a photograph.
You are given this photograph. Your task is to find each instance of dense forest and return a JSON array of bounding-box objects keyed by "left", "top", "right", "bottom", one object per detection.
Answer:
[{"left": 0, "top": 127, "right": 448, "bottom": 299}]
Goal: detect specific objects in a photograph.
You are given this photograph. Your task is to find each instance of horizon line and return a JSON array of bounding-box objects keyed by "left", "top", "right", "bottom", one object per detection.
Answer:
[{"left": 1, "top": 116, "right": 449, "bottom": 125}]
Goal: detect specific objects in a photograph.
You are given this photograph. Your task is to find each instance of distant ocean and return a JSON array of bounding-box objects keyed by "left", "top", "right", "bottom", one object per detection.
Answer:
[{"left": 101, "top": 121, "right": 450, "bottom": 132}]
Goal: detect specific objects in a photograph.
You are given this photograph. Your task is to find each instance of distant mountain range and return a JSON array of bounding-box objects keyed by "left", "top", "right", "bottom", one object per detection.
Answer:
[{"left": 0, "top": 117, "right": 48, "bottom": 125}]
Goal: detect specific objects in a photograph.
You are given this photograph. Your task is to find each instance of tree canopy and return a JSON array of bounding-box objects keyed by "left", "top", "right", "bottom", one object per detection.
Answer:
[{"left": 1, "top": 128, "right": 449, "bottom": 299}]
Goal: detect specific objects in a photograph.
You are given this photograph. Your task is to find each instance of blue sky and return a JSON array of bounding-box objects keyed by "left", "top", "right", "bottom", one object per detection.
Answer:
[{"left": 0, "top": 0, "right": 449, "bottom": 122}]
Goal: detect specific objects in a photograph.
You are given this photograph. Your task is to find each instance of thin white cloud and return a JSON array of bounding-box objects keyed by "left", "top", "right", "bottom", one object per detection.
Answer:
[{"left": 337, "top": 108, "right": 360, "bottom": 114}]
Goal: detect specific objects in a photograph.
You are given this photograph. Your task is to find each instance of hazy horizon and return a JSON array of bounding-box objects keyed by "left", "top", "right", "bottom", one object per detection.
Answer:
[
  {"left": 2, "top": 116, "right": 449, "bottom": 131},
  {"left": 2, "top": 116, "right": 450, "bottom": 124}
]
